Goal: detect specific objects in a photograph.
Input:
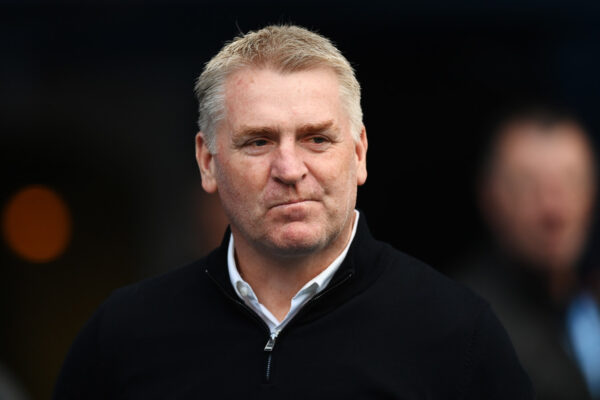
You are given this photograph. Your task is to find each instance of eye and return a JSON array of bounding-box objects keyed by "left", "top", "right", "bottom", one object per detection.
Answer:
[
  {"left": 251, "top": 139, "right": 269, "bottom": 147},
  {"left": 305, "top": 135, "right": 331, "bottom": 145},
  {"left": 241, "top": 137, "right": 273, "bottom": 155},
  {"left": 304, "top": 135, "right": 332, "bottom": 151}
]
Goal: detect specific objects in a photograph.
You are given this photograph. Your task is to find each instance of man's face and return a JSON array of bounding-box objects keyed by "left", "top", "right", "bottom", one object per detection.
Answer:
[
  {"left": 483, "top": 122, "right": 596, "bottom": 271},
  {"left": 196, "top": 67, "right": 367, "bottom": 259}
]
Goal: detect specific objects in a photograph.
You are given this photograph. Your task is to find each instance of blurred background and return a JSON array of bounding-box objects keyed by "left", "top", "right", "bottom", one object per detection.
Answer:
[{"left": 2, "top": 1, "right": 600, "bottom": 398}]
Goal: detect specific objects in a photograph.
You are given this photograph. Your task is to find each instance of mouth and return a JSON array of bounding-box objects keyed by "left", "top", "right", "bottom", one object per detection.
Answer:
[{"left": 269, "top": 199, "right": 314, "bottom": 209}]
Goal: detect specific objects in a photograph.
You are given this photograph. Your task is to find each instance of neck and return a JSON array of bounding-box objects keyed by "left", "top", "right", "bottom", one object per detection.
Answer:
[{"left": 233, "top": 216, "right": 356, "bottom": 321}]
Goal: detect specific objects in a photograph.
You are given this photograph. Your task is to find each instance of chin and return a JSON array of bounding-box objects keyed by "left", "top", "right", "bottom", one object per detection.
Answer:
[{"left": 265, "top": 228, "right": 329, "bottom": 257}]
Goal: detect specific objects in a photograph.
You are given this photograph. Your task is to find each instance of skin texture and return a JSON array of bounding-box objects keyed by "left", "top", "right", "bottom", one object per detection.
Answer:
[
  {"left": 481, "top": 121, "right": 596, "bottom": 277},
  {"left": 196, "top": 67, "right": 367, "bottom": 319}
]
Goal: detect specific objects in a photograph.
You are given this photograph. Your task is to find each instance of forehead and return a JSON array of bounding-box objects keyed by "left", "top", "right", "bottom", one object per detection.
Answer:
[
  {"left": 221, "top": 66, "right": 345, "bottom": 129},
  {"left": 494, "top": 122, "right": 594, "bottom": 175}
]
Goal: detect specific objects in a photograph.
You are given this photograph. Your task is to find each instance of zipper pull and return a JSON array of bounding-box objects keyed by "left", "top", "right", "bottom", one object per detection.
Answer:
[{"left": 264, "top": 331, "right": 278, "bottom": 352}]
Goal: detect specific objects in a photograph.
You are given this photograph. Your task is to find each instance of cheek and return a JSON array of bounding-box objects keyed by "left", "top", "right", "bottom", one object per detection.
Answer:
[
  {"left": 214, "top": 161, "right": 243, "bottom": 198},
  {"left": 566, "top": 204, "right": 592, "bottom": 235},
  {"left": 216, "top": 158, "right": 268, "bottom": 200},
  {"left": 573, "top": 197, "right": 594, "bottom": 219},
  {"left": 314, "top": 148, "right": 357, "bottom": 187},
  {"left": 494, "top": 196, "right": 532, "bottom": 233},
  {"left": 496, "top": 189, "right": 532, "bottom": 221},
  {"left": 318, "top": 159, "right": 359, "bottom": 210}
]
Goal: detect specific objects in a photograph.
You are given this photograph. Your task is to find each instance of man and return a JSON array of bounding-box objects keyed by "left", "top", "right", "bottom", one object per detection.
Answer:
[
  {"left": 457, "top": 105, "right": 599, "bottom": 399},
  {"left": 54, "top": 25, "right": 533, "bottom": 399}
]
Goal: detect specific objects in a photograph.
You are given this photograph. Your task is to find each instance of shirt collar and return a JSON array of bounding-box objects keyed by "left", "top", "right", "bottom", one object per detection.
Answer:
[{"left": 228, "top": 210, "right": 360, "bottom": 304}]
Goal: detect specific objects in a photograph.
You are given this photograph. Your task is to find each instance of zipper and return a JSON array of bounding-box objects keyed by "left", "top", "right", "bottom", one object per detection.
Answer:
[
  {"left": 260, "top": 270, "right": 354, "bottom": 383},
  {"left": 263, "top": 331, "right": 279, "bottom": 382},
  {"left": 205, "top": 268, "right": 277, "bottom": 383},
  {"left": 205, "top": 267, "right": 354, "bottom": 384},
  {"left": 264, "top": 331, "right": 278, "bottom": 352}
]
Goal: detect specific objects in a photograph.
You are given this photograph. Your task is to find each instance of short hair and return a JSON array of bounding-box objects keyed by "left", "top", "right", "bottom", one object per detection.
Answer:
[{"left": 194, "top": 25, "right": 363, "bottom": 153}]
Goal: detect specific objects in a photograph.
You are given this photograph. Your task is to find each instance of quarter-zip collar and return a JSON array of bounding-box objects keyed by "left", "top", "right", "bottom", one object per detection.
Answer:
[
  {"left": 227, "top": 210, "right": 361, "bottom": 333},
  {"left": 204, "top": 211, "right": 388, "bottom": 326}
]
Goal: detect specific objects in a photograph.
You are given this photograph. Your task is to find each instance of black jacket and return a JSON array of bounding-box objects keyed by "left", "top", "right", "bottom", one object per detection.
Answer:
[{"left": 54, "top": 216, "right": 534, "bottom": 399}]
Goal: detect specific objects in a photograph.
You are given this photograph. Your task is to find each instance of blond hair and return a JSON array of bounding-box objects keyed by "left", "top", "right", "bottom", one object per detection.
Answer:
[{"left": 194, "top": 25, "right": 363, "bottom": 153}]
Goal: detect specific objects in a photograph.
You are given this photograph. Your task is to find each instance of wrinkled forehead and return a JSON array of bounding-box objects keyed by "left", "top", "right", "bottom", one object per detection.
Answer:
[
  {"left": 223, "top": 64, "right": 342, "bottom": 96},
  {"left": 221, "top": 66, "right": 346, "bottom": 122}
]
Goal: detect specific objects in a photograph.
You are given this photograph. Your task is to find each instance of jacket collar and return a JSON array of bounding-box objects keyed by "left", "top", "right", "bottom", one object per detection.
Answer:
[{"left": 203, "top": 212, "right": 387, "bottom": 318}]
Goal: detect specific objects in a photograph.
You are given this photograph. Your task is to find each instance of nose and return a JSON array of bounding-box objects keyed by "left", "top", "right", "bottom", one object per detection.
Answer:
[{"left": 271, "top": 140, "right": 308, "bottom": 185}]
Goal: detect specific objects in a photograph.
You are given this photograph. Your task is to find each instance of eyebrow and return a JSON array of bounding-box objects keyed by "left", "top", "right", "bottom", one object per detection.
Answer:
[
  {"left": 235, "top": 120, "right": 336, "bottom": 138},
  {"left": 297, "top": 120, "right": 335, "bottom": 135},
  {"left": 235, "top": 125, "right": 278, "bottom": 138}
]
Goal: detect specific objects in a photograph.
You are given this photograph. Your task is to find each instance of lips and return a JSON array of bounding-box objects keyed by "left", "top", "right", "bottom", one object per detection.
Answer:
[{"left": 269, "top": 199, "right": 313, "bottom": 209}]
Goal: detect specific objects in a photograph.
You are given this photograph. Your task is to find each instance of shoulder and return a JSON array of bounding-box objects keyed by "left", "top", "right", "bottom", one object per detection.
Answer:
[
  {"left": 52, "top": 255, "right": 224, "bottom": 399},
  {"left": 104, "top": 257, "right": 214, "bottom": 318},
  {"left": 350, "top": 220, "right": 488, "bottom": 317},
  {"left": 375, "top": 241, "right": 489, "bottom": 317},
  {"left": 88, "top": 255, "right": 225, "bottom": 347},
  {"left": 353, "top": 237, "right": 495, "bottom": 341},
  {"left": 107, "top": 259, "right": 208, "bottom": 305},
  {"left": 346, "top": 238, "right": 534, "bottom": 397},
  {"left": 376, "top": 244, "right": 533, "bottom": 397}
]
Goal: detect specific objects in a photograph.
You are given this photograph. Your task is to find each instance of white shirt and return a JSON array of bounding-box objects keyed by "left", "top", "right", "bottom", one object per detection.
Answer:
[{"left": 228, "top": 210, "right": 360, "bottom": 337}]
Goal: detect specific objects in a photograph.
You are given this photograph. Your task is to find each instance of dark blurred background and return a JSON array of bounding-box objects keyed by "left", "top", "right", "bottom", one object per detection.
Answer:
[{"left": 2, "top": 1, "right": 600, "bottom": 398}]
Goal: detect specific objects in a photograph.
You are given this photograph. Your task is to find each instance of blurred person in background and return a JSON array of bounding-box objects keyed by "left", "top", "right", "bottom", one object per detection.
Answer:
[{"left": 456, "top": 104, "right": 600, "bottom": 399}]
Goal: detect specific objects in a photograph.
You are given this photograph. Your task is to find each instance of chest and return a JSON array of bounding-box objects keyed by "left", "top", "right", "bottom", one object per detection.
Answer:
[{"left": 110, "top": 300, "right": 470, "bottom": 399}]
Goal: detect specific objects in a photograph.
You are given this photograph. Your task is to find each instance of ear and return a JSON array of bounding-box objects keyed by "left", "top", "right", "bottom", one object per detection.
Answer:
[
  {"left": 355, "top": 126, "right": 368, "bottom": 186},
  {"left": 195, "top": 132, "right": 218, "bottom": 193}
]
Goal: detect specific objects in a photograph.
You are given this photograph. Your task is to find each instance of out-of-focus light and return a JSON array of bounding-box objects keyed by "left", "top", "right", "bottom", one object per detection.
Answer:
[{"left": 2, "top": 185, "right": 72, "bottom": 263}]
